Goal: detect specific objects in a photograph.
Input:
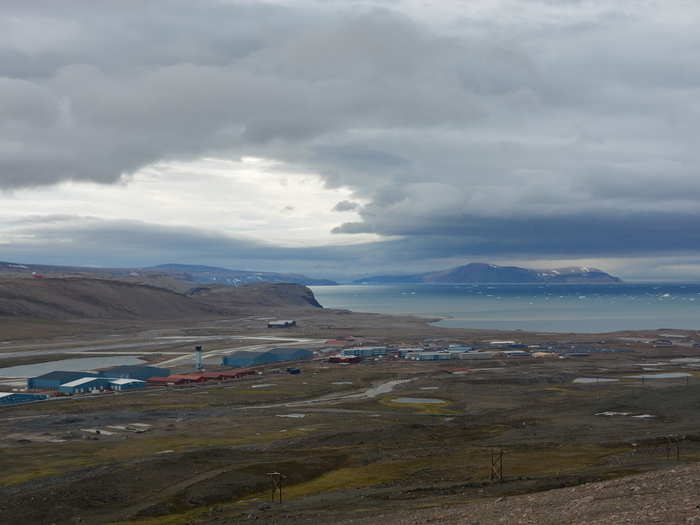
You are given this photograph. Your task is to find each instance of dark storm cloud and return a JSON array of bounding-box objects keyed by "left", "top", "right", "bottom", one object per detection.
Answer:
[
  {"left": 1, "top": 216, "right": 349, "bottom": 269},
  {"left": 332, "top": 200, "right": 359, "bottom": 212},
  {"left": 2, "top": 1, "right": 700, "bottom": 269}
]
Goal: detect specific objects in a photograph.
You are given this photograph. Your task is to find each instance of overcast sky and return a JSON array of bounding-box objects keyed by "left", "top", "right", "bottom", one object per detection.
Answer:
[{"left": 1, "top": 0, "right": 700, "bottom": 280}]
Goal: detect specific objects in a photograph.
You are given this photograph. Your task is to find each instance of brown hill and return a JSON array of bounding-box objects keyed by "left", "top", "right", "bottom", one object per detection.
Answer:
[
  {"left": 0, "top": 277, "right": 222, "bottom": 320},
  {"left": 0, "top": 278, "right": 323, "bottom": 320}
]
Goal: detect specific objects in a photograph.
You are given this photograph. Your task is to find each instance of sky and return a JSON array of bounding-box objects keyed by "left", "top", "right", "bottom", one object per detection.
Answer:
[{"left": 1, "top": 0, "right": 700, "bottom": 280}]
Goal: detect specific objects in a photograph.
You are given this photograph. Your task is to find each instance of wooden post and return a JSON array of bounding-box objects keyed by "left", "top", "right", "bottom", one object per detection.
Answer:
[
  {"left": 490, "top": 449, "right": 504, "bottom": 482},
  {"left": 266, "top": 472, "right": 287, "bottom": 504},
  {"left": 499, "top": 449, "right": 504, "bottom": 481}
]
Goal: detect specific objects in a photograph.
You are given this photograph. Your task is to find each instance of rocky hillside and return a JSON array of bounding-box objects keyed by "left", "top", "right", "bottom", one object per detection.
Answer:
[
  {"left": 333, "top": 463, "right": 700, "bottom": 525},
  {"left": 0, "top": 277, "right": 222, "bottom": 320},
  {"left": 355, "top": 262, "right": 622, "bottom": 284},
  {"left": 0, "top": 278, "right": 322, "bottom": 320}
]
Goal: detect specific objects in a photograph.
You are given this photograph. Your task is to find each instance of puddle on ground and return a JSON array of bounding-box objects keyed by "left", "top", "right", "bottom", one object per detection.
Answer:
[
  {"left": 573, "top": 377, "right": 619, "bottom": 383},
  {"left": 392, "top": 397, "right": 446, "bottom": 404},
  {"left": 595, "top": 411, "right": 656, "bottom": 418},
  {"left": 277, "top": 414, "right": 305, "bottom": 418},
  {"left": 251, "top": 384, "right": 275, "bottom": 388},
  {"left": 0, "top": 356, "right": 146, "bottom": 378},
  {"left": 332, "top": 381, "right": 353, "bottom": 385},
  {"left": 420, "top": 386, "right": 439, "bottom": 390}
]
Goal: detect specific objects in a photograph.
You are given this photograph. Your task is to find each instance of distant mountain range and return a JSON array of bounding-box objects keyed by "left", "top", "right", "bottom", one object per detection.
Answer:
[
  {"left": 145, "top": 264, "right": 337, "bottom": 286},
  {"left": 0, "top": 261, "right": 337, "bottom": 287},
  {"left": 353, "top": 262, "right": 622, "bottom": 284}
]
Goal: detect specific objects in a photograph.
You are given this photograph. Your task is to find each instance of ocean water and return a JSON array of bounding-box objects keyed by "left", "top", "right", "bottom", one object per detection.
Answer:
[{"left": 310, "top": 283, "right": 700, "bottom": 333}]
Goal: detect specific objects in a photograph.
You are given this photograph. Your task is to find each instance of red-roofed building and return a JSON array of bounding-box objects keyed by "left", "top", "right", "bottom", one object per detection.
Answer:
[
  {"left": 176, "top": 374, "right": 206, "bottom": 383},
  {"left": 328, "top": 355, "right": 361, "bottom": 364},
  {"left": 148, "top": 376, "right": 187, "bottom": 385},
  {"left": 219, "top": 369, "right": 256, "bottom": 379},
  {"left": 148, "top": 374, "right": 206, "bottom": 385},
  {"left": 201, "top": 372, "right": 225, "bottom": 380}
]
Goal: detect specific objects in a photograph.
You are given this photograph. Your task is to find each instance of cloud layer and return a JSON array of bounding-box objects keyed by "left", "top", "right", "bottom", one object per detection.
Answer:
[{"left": 2, "top": 1, "right": 700, "bottom": 277}]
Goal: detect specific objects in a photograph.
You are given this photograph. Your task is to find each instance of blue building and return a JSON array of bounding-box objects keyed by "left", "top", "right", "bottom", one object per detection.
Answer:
[
  {"left": 223, "top": 348, "right": 314, "bottom": 368},
  {"left": 99, "top": 366, "right": 170, "bottom": 381},
  {"left": 27, "top": 371, "right": 98, "bottom": 391},
  {"left": 267, "top": 348, "right": 314, "bottom": 361},
  {"left": 0, "top": 392, "right": 48, "bottom": 405},
  {"left": 58, "top": 377, "right": 111, "bottom": 394}
]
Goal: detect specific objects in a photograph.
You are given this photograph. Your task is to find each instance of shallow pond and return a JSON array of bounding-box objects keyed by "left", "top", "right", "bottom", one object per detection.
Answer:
[
  {"left": 0, "top": 356, "right": 146, "bottom": 378},
  {"left": 573, "top": 377, "right": 619, "bottom": 384}
]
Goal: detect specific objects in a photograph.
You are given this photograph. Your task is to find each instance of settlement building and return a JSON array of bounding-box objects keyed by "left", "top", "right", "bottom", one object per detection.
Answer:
[
  {"left": 409, "top": 352, "right": 456, "bottom": 361},
  {"left": 341, "top": 347, "right": 387, "bottom": 358},
  {"left": 27, "top": 371, "right": 98, "bottom": 391},
  {"left": 58, "top": 377, "right": 111, "bottom": 394},
  {"left": 108, "top": 378, "right": 147, "bottom": 391},
  {"left": 0, "top": 392, "right": 48, "bottom": 405},
  {"left": 222, "top": 348, "right": 313, "bottom": 368},
  {"left": 328, "top": 355, "right": 361, "bottom": 363},
  {"left": 268, "top": 320, "right": 296, "bottom": 328},
  {"left": 502, "top": 350, "right": 531, "bottom": 358},
  {"left": 488, "top": 340, "right": 518, "bottom": 348},
  {"left": 99, "top": 366, "right": 170, "bottom": 381},
  {"left": 458, "top": 352, "right": 501, "bottom": 360}
]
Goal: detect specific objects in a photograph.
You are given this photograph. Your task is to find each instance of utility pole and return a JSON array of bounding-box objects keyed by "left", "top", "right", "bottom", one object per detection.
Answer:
[
  {"left": 266, "top": 472, "right": 286, "bottom": 503},
  {"left": 490, "top": 449, "right": 504, "bottom": 482}
]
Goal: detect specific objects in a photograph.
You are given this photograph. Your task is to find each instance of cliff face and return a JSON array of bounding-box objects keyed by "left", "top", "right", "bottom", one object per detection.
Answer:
[
  {"left": 355, "top": 263, "right": 622, "bottom": 284},
  {"left": 187, "top": 282, "right": 323, "bottom": 309}
]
